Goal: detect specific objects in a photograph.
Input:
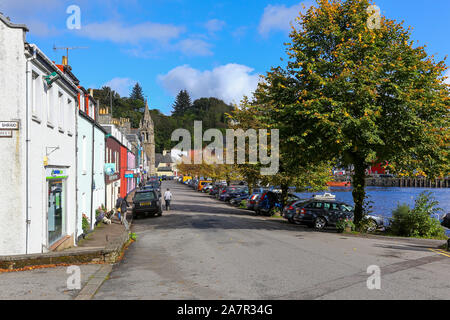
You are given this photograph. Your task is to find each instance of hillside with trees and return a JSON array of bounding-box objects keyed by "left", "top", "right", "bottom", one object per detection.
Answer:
[{"left": 93, "top": 86, "right": 233, "bottom": 153}]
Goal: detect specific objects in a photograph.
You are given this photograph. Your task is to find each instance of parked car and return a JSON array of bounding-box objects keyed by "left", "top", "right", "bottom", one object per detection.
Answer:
[
  {"left": 254, "top": 192, "right": 301, "bottom": 216},
  {"left": 198, "top": 180, "right": 213, "bottom": 192},
  {"left": 442, "top": 213, "right": 450, "bottom": 228},
  {"left": 219, "top": 186, "right": 246, "bottom": 201},
  {"left": 224, "top": 188, "right": 248, "bottom": 202},
  {"left": 286, "top": 194, "right": 384, "bottom": 231},
  {"left": 230, "top": 194, "right": 249, "bottom": 206},
  {"left": 132, "top": 190, "right": 162, "bottom": 218},
  {"left": 202, "top": 183, "right": 213, "bottom": 193}
]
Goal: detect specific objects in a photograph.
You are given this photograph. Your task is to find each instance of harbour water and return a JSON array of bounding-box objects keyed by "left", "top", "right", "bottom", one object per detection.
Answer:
[{"left": 294, "top": 187, "right": 450, "bottom": 235}]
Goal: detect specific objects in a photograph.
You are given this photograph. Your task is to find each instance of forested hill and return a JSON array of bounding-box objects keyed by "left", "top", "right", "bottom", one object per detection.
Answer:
[{"left": 94, "top": 85, "right": 233, "bottom": 153}]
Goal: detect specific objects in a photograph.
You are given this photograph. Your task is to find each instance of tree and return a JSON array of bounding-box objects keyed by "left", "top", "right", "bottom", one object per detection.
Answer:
[
  {"left": 229, "top": 98, "right": 331, "bottom": 206},
  {"left": 172, "top": 90, "right": 192, "bottom": 116},
  {"left": 255, "top": 0, "right": 449, "bottom": 226},
  {"left": 130, "top": 82, "right": 145, "bottom": 102}
]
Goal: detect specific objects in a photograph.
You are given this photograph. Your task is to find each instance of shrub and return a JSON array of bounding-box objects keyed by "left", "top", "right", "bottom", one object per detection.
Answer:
[
  {"left": 390, "top": 192, "right": 446, "bottom": 239},
  {"left": 336, "top": 218, "right": 355, "bottom": 233},
  {"left": 82, "top": 214, "right": 90, "bottom": 234}
]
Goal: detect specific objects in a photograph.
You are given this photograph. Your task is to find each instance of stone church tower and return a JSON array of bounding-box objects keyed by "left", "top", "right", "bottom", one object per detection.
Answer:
[{"left": 140, "top": 100, "right": 156, "bottom": 175}]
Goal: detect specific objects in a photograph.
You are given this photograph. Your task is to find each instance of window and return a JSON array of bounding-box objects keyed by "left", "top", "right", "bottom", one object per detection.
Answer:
[
  {"left": 323, "top": 202, "right": 331, "bottom": 210},
  {"left": 331, "top": 203, "right": 340, "bottom": 211},
  {"left": 314, "top": 202, "right": 324, "bottom": 209},
  {"left": 82, "top": 135, "right": 87, "bottom": 174},
  {"left": 43, "top": 82, "right": 51, "bottom": 125},
  {"left": 58, "top": 92, "right": 64, "bottom": 131},
  {"left": 67, "top": 99, "right": 73, "bottom": 135},
  {"left": 31, "top": 72, "right": 39, "bottom": 116}
]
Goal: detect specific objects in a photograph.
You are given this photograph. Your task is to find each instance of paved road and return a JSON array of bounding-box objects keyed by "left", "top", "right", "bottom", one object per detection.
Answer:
[{"left": 94, "top": 181, "right": 450, "bottom": 300}]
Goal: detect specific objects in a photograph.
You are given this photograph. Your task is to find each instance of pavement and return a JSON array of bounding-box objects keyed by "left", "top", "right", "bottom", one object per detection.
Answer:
[
  {"left": 90, "top": 180, "right": 450, "bottom": 300},
  {"left": 0, "top": 190, "right": 137, "bottom": 300}
]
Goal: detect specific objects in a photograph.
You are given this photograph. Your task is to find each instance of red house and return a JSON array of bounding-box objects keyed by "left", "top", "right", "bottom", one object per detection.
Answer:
[{"left": 120, "top": 145, "right": 128, "bottom": 199}]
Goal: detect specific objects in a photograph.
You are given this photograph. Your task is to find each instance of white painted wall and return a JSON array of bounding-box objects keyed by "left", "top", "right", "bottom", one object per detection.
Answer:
[
  {"left": 0, "top": 19, "right": 27, "bottom": 255},
  {"left": 0, "top": 17, "right": 79, "bottom": 254}
]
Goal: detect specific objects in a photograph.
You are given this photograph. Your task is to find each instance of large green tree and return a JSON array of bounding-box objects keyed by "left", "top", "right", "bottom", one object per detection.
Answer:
[
  {"left": 130, "top": 82, "right": 145, "bottom": 102},
  {"left": 255, "top": 0, "right": 449, "bottom": 225},
  {"left": 172, "top": 90, "right": 192, "bottom": 116}
]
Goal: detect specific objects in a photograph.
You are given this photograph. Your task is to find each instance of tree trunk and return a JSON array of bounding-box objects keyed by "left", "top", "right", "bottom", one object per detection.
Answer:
[
  {"left": 281, "top": 184, "right": 289, "bottom": 209},
  {"left": 352, "top": 160, "right": 366, "bottom": 227}
]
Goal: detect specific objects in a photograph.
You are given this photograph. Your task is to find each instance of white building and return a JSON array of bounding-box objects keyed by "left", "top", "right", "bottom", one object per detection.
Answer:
[{"left": 0, "top": 14, "right": 79, "bottom": 255}]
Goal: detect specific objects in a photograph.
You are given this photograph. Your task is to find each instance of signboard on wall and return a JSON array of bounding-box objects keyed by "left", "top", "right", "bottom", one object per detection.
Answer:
[
  {"left": 46, "top": 168, "right": 68, "bottom": 180},
  {"left": 0, "top": 131, "right": 12, "bottom": 138},
  {"left": 104, "top": 163, "right": 116, "bottom": 176},
  {"left": 0, "top": 121, "right": 19, "bottom": 130}
]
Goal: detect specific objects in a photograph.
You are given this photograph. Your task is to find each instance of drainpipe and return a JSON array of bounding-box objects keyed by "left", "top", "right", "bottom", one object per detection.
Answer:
[
  {"left": 90, "top": 111, "right": 95, "bottom": 227},
  {"left": 25, "top": 45, "right": 36, "bottom": 254},
  {"left": 74, "top": 106, "right": 79, "bottom": 244}
]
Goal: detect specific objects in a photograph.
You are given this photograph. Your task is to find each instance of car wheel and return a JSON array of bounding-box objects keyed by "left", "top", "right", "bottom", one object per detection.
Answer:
[
  {"left": 314, "top": 217, "right": 327, "bottom": 230},
  {"left": 366, "top": 219, "right": 378, "bottom": 233}
]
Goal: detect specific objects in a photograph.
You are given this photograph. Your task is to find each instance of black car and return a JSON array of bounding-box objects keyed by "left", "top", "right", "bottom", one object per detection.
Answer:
[
  {"left": 286, "top": 199, "right": 353, "bottom": 229},
  {"left": 286, "top": 198, "right": 383, "bottom": 231},
  {"left": 132, "top": 190, "right": 162, "bottom": 218},
  {"left": 230, "top": 194, "right": 249, "bottom": 206},
  {"left": 442, "top": 213, "right": 450, "bottom": 228}
]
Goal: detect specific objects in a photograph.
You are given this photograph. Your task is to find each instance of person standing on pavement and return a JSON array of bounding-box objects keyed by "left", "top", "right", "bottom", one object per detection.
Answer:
[
  {"left": 163, "top": 188, "right": 173, "bottom": 211},
  {"left": 115, "top": 196, "right": 129, "bottom": 224}
]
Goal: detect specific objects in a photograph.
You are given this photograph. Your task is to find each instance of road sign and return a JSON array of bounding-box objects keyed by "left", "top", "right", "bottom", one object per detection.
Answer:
[
  {"left": 0, "top": 121, "right": 19, "bottom": 130},
  {"left": 0, "top": 131, "right": 12, "bottom": 138}
]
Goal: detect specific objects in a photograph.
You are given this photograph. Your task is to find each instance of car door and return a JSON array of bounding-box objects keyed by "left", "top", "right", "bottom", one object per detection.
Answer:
[{"left": 328, "top": 202, "right": 342, "bottom": 225}]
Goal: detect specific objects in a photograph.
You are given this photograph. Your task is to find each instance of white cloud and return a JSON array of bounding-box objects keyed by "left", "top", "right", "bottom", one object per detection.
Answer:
[
  {"left": 158, "top": 64, "right": 260, "bottom": 104},
  {"left": 176, "top": 39, "right": 213, "bottom": 56},
  {"left": 258, "top": 2, "right": 310, "bottom": 35},
  {"left": 0, "top": 0, "right": 63, "bottom": 37},
  {"left": 444, "top": 70, "right": 450, "bottom": 85},
  {"left": 103, "top": 77, "right": 136, "bottom": 97},
  {"left": 205, "top": 19, "right": 226, "bottom": 34},
  {"left": 78, "top": 21, "right": 185, "bottom": 44}
]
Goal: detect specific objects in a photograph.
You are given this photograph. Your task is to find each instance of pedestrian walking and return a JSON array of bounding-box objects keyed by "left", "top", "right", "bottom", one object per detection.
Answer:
[
  {"left": 115, "top": 196, "right": 129, "bottom": 223},
  {"left": 164, "top": 188, "right": 173, "bottom": 211}
]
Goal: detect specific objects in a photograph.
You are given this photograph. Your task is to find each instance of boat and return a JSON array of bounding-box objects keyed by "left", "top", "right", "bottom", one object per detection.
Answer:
[
  {"left": 313, "top": 193, "right": 336, "bottom": 200},
  {"left": 327, "top": 180, "right": 351, "bottom": 187}
]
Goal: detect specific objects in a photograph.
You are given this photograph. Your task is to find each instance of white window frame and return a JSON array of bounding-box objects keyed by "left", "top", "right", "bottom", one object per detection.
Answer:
[
  {"left": 82, "top": 135, "right": 87, "bottom": 175},
  {"left": 67, "top": 98, "right": 73, "bottom": 136},
  {"left": 58, "top": 91, "right": 64, "bottom": 132}
]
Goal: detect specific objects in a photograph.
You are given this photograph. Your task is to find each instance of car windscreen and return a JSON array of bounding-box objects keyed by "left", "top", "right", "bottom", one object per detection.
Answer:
[
  {"left": 340, "top": 204, "right": 353, "bottom": 212},
  {"left": 134, "top": 192, "right": 156, "bottom": 202}
]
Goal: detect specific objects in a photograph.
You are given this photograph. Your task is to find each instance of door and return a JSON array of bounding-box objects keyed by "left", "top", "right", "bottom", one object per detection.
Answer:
[{"left": 48, "top": 179, "right": 65, "bottom": 245}]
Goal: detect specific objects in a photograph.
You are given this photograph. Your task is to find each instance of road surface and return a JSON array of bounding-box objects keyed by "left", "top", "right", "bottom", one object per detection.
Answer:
[{"left": 93, "top": 181, "right": 450, "bottom": 300}]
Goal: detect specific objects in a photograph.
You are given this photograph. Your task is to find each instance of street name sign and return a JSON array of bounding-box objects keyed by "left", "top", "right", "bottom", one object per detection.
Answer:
[
  {"left": 0, "top": 121, "right": 19, "bottom": 130},
  {"left": 0, "top": 130, "right": 13, "bottom": 138}
]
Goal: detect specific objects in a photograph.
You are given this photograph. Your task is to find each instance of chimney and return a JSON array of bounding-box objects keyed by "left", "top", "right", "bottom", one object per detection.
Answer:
[{"left": 89, "top": 88, "right": 94, "bottom": 98}]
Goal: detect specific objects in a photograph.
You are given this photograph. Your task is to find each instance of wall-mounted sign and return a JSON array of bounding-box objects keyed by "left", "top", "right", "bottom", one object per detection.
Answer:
[
  {"left": 0, "top": 130, "right": 12, "bottom": 138},
  {"left": 0, "top": 121, "right": 19, "bottom": 130},
  {"left": 46, "top": 168, "right": 68, "bottom": 180},
  {"left": 104, "top": 163, "right": 116, "bottom": 176},
  {"left": 125, "top": 170, "right": 134, "bottom": 178}
]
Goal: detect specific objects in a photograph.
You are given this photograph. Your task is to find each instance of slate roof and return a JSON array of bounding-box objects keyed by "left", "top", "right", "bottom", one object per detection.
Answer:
[{"left": 155, "top": 153, "right": 174, "bottom": 167}]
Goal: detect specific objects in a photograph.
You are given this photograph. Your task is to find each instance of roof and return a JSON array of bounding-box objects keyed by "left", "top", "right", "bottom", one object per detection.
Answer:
[
  {"left": 0, "top": 13, "right": 29, "bottom": 31},
  {"left": 155, "top": 153, "right": 174, "bottom": 166}
]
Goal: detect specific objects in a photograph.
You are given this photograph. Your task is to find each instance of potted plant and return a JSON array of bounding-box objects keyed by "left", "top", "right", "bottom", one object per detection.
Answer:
[{"left": 336, "top": 218, "right": 355, "bottom": 233}]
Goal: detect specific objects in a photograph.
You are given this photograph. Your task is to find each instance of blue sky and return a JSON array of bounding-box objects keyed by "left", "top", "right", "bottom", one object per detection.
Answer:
[{"left": 1, "top": 0, "right": 449, "bottom": 114}]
